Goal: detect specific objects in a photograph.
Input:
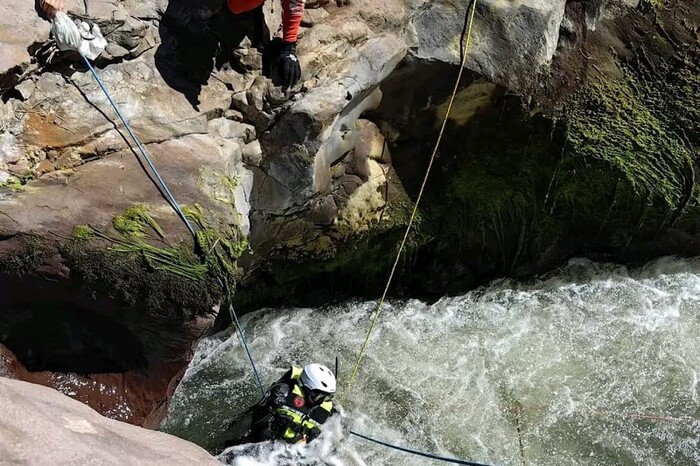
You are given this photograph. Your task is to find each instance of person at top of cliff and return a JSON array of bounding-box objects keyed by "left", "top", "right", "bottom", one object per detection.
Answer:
[
  {"left": 155, "top": 0, "right": 307, "bottom": 109},
  {"left": 224, "top": 363, "right": 338, "bottom": 448},
  {"left": 38, "top": 0, "right": 65, "bottom": 18},
  {"left": 226, "top": 0, "right": 306, "bottom": 89}
]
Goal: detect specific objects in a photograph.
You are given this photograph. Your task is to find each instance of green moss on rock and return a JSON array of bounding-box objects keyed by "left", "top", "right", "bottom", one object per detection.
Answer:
[
  {"left": 0, "top": 176, "right": 25, "bottom": 192},
  {"left": 112, "top": 204, "right": 166, "bottom": 239},
  {"left": 385, "top": 25, "right": 697, "bottom": 285},
  {"left": 71, "top": 224, "right": 95, "bottom": 240},
  {"left": 184, "top": 203, "right": 248, "bottom": 288},
  {"left": 0, "top": 235, "right": 51, "bottom": 279},
  {"left": 56, "top": 202, "right": 251, "bottom": 317},
  {"left": 565, "top": 73, "right": 694, "bottom": 214},
  {"left": 61, "top": 238, "right": 219, "bottom": 318}
]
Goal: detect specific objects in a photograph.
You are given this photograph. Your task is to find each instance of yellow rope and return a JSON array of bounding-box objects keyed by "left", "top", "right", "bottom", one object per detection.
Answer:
[{"left": 342, "top": 0, "right": 480, "bottom": 400}]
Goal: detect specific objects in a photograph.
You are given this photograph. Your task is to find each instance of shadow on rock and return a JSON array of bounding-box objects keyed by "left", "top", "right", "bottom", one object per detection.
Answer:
[{"left": 154, "top": 0, "right": 273, "bottom": 111}]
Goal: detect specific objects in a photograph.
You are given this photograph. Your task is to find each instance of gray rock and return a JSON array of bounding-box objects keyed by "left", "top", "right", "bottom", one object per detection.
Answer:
[
  {"left": 15, "top": 80, "right": 35, "bottom": 101},
  {"left": 355, "top": 119, "right": 390, "bottom": 163},
  {"left": 129, "top": 2, "right": 164, "bottom": 20},
  {"left": 7, "top": 161, "right": 30, "bottom": 178},
  {"left": 105, "top": 43, "right": 131, "bottom": 60},
  {"left": 232, "top": 45, "right": 263, "bottom": 73},
  {"left": 224, "top": 109, "right": 244, "bottom": 122},
  {"left": 232, "top": 77, "right": 285, "bottom": 132},
  {"left": 312, "top": 87, "right": 383, "bottom": 192},
  {"left": 242, "top": 140, "right": 263, "bottom": 167},
  {"left": 15, "top": 51, "right": 231, "bottom": 171},
  {"left": 259, "top": 30, "right": 407, "bottom": 213},
  {"left": 208, "top": 118, "right": 256, "bottom": 143},
  {"left": 0, "top": 134, "right": 22, "bottom": 164},
  {"left": 302, "top": 8, "right": 330, "bottom": 27},
  {"left": 411, "top": 0, "right": 567, "bottom": 90},
  {"left": 0, "top": 131, "right": 246, "bottom": 252},
  {"left": 52, "top": 1, "right": 158, "bottom": 59},
  {"left": 593, "top": 0, "right": 639, "bottom": 28},
  {"left": 0, "top": 377, "right": 220, "bottom": 466},
  {"left": 112, "top": 17, "right": 151, "bottom": 51}
]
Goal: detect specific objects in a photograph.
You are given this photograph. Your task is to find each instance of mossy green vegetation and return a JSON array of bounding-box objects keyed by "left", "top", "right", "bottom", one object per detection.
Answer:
[
  {"left": 0, "top": 176, "right": 25, "bottom": 191},
  {"left": 112, "top": 204, "right": 166, "bottom": 239},
  {"left": 62, "top": 237, "right": 217, "bottom": 318},
  {"left": 565, "top": 72, "right": 694, "bottom": 215},
  {"left": 0, "top": 234, "right": 50, "bottom": 279},
  {"left": 422, "top": 101, "right": 564, "bottom": 274},
  {"left": 71, "top": 224, "right": 94, "bottom": 240},
  {"left": 58, "top": 202, "right": 249, "bottom": 317},
  {"left": 424, "top": 61, "right": 697, "bottom": 276},
  {"left": 184, "top": 203, "right": 248, "bottom": 287}
]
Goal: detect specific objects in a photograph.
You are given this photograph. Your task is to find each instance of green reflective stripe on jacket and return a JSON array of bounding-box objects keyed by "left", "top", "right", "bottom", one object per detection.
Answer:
[
  {"left": 291, "top": 366, "right": 303, "bottom": 380},
  {"left": 319, "top": 400, "right": 332, "bottom": 413},
  {"left": 277, "top": 405, "right": 324, "bottom": 440}
]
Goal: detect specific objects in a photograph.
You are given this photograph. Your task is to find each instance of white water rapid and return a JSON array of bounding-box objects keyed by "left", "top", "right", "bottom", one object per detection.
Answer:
[{"left": 161, "top": 257, "right": 700, "bottom": 465}]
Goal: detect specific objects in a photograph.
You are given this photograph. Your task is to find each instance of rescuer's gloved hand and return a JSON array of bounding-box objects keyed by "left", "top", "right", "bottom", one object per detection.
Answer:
[{"left": 277, "top": 41, "right": 301, "bottom": 89}]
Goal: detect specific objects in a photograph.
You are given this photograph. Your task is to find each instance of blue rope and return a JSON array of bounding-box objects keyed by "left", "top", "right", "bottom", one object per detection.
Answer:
[
  {"left": 227, "top": 302, "right": 266, "bottom": 397},
  {"left": 215, "top": 277, "right": 265, "bottom": 397},
  {"left": 81, "top": 55, "right": 197, "bottom": 239},
  {"left": 349, "top": 430, "right": 496, "bottom": 466},
  {"left": 81, "top": 55, "right": 266, "bottom": 397},
  {"left": 81, "top": 54, "right": 269, "bottom": 404}
]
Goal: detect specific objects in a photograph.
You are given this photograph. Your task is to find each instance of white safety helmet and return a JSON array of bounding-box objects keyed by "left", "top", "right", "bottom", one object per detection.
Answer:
[{"left": 300, "top": 363, "right": 337, "bottom": 395}]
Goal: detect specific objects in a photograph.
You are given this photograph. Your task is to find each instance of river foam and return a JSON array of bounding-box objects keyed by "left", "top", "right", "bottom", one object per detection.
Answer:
[{"left": 162, "top": 257, "right": 700, "bottom": 465}]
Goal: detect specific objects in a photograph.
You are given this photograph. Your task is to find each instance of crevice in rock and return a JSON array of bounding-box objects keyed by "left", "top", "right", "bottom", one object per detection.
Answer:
[
  {"left": 1, "top": 301, "right": 146, "bottom": 374},
  {"left": 0, "top": 251, "right": 217, "bottom": 426}
]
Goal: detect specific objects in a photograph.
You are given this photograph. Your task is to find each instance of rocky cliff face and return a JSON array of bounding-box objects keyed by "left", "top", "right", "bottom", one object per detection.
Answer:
[{"left": 0, "top": 0, "right": 697, "bottom": 426}]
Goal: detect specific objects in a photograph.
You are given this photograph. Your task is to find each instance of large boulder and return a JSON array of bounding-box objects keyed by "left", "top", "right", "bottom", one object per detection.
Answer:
[
  {"left": 0, "top": 376, "right": 220, "bottom": 465},
  {"left": 410, "top": 0, "right": 568, "bottom": 90}
]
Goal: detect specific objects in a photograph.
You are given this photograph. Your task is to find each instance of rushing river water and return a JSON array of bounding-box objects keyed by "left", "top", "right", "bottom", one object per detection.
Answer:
[{"left": 161, "top": 257, "right": 700, "bottom": 465}]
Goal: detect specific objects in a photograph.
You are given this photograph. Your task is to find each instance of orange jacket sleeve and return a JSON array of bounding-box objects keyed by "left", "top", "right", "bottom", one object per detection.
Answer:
[{"left": 282, "top": 0, "right": 305, "bottom": 43}]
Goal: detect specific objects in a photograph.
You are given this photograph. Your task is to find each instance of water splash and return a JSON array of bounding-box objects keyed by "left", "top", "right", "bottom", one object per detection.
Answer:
[
  {"left": 162, "top": 257, "right": 700, "bottom": 465},
  {"left": 216, "top": 417, "right": 366, "bottom": 466}
]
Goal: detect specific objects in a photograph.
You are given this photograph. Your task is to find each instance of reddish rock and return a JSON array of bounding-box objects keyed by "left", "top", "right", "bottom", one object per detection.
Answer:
[
  {"left": 0, "top": 343, "right": 196, "bottom": 428},
  {"left": 35, "top": 159, "right": 55, "bottom": 176}
]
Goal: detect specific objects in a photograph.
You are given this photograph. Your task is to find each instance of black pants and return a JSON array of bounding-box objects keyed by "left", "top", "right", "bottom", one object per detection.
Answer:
[
  {"left": 155, "top": 3, "right": 270, "bottom": 108},
  {"left": 220, "top": 407, "right": 277, "bottom": 450},
  {"left": 211, "top": 5, "right": 269, "bottom": 53}
]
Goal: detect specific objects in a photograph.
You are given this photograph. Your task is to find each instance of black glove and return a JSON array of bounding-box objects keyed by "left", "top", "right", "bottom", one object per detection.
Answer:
[
  {"left": 270, "top": 383, "right": 290, "bottom": 406},
  {"left": 305, "top": 426, "right": 321, "bottom": 443},
  {"left": 277, "top": 41, "right": 301, "bottom": 89}
]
